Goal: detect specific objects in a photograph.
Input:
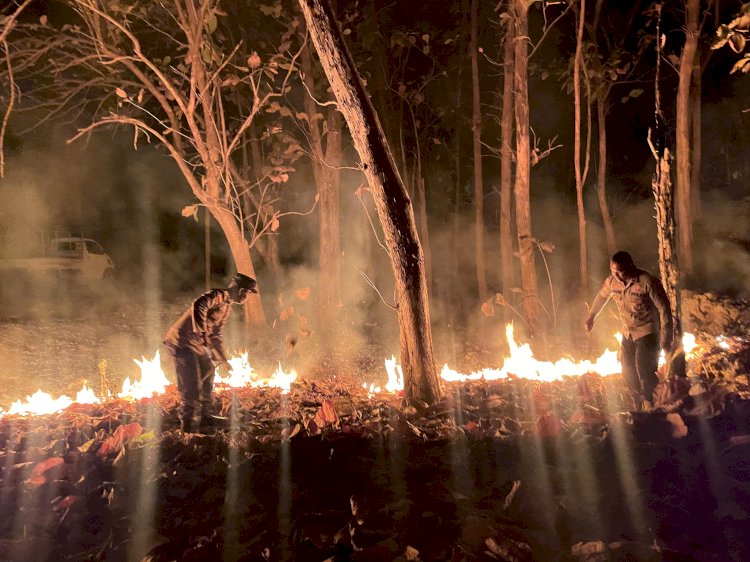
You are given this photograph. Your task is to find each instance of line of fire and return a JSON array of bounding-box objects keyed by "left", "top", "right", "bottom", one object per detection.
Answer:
[{"left": 0, "top": 1, "right": 749, "bottom": 561}]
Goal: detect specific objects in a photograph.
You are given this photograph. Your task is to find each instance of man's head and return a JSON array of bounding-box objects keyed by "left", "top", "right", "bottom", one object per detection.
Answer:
[
  {"left": 610, "top": 251, "right": 636, "bottom": 283},
  {"left": 227, "top": 273, "right": 258, "bottom": 304}
]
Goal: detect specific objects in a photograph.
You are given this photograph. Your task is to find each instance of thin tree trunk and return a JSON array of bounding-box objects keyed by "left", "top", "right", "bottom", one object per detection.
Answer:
[
  {"left": 651, "top": 3, "right": 683, "bottom": 377},
  {"left": 676, "top": 0, "right": 699, "bottom": 274},
  {"left": 417, "top": 175, "right": 433, "bottom": 294},
  {"left": 574, "top": 0, "right": 588, "bottom": 293},
  {"left": 500, "top": 13, "right": 515, "bottom": 302},
  {"left": 690, "top": 60, "right": 702, "bottom": 221},
  {"left": 512, "top": 0, "right": 540, "bottom": 334},
  {"left": 652, "top": 148, "right": 684, "bottom": 376},
  {"left": 299, "top": 0, "right": 441, "bottom": 405},
  {"left": 470, "top": 0, "right": 487, "bottom": 300},
  {"left": 596, "top": 94, "right": 616, "bottom": 255},
  {"left": 300, "top": 39, "right": 343, "bottom": 313},
  {"left": 246, "top": 126, "right": 284, "bottom": 289}
]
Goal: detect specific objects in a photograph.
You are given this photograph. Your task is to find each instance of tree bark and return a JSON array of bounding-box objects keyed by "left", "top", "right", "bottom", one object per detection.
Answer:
[
  {"left": 512, "top": 0, "right": 540, "bottom": 334},
  {"left": 416, "top": 175, "right": 433, "bottom": 294},
  {"left": 205, "top": 190, "right": 266, "bottom": 328},
  {"left": 500, "top": 13, "right": 515, "bottom": 303},
  {"left": 470, "top": 0, "right": 488, "bottom": 300},
  {"left": 299, "top": 0, "right": 441, "bottom": 405},
  {"left": 596, "top": 94, "right": 617, "bottom": 256},
  {"left": 676, "top": 0, "right": 699, "bottom": 275},
  {"left": 652, "top": 147, "right": 684, "bottom": 377},
  {"left": 690, "top": 59, "right": 702, "bottom": 221}
]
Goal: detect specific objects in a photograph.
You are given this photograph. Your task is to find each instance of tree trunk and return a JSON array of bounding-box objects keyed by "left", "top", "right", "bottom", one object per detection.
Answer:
[
  {"left": 244, "top": 126, "right": 283, "bottom": 291},
  {"left": 652, "top": 147, "right": 684, "bottom": 377},
  {"left": 690, "top": 60, "right": 702, "bottom": 221},
  {"left": 675, "top": 0, "right": 698, "bottom": 275},
  {"left": 470, "top": 0, "right": 487, "bottom": 300},
  {"left": 300, "top": 40, "right": 343, "bottom": 314},
  {"left": 299, "top": 0, "right": 441, "bottom": 405},
  {"left": 206, "top": 195, "right": 267, "bottom": 328},
  {"left": 500, "top": 13, "right": 515, "bottom": 303},
  {"left": 512, "top": 0, "right": 540, "bottom": 334},
  {"left": 417, "top": 176, "right": 433, "bottom": 294},
  {"left": 573, "top": 0, "right": 588, "bottom": 293},
  {"left": 596, "top": 95, "right": 617, "bottom": 255}
]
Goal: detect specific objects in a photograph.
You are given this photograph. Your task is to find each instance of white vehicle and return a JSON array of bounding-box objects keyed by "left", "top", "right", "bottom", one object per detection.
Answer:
[{"left": 0, "top": 237, "right": 115, "bottom": 282}]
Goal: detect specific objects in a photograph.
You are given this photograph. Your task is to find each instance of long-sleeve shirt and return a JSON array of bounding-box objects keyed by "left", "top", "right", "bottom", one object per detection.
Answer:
[
  {"left": 163, "top": 289, "right": 233, "bottom": 362},
  {"left": 589, "top": 269, "right": 673, "bottom": 341}
]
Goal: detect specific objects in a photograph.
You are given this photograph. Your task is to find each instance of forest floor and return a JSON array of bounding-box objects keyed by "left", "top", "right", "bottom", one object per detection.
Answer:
[{"left": 0, "top": 291, "right": 749, "bottom": 562}]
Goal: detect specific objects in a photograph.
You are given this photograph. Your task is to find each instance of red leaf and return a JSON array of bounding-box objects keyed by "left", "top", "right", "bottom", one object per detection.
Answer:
[
  {"left": 97, "top": 422, "right": 144, "bottom": 457},
  {"left": 464, "top": 421, "right": 479, "bottom": 432},
  {"left": 53, "top": 494, "right": 80, "bottom": 512},
  {"left": 314, "top": 399, "right": 339, "bottom": 426},
  {"left": 28, "top": 457, "right": 64, "bottom": 485}
]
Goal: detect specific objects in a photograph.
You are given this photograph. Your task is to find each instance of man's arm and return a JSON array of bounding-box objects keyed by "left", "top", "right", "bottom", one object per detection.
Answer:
[
  {"left": 585, "top": 277, "right": 613, "bottom": 332},
  {"left": 645, "top": 274, "right": 673, "bottom": 350}
]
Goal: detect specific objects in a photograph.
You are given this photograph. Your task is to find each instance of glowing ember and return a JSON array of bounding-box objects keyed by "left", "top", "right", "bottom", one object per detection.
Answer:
[{"left": 119, "top": 351, "right": 171, "bottom": 400}]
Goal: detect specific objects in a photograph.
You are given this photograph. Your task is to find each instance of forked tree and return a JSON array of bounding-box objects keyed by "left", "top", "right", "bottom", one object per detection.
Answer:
[{"left": 4, "top": 0, "right": 304, "bottom": 327}]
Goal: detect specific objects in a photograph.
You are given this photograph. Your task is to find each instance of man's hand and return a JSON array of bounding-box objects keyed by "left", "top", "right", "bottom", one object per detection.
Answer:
[
  {"left": 216, "top": 360, "right": 232, "bottom": 377},
  {"left": 584, "top": 317, "right": 595, "bottom": 334}
]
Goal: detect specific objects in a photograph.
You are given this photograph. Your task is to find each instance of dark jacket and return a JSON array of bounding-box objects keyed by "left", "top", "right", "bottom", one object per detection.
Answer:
[
  {"left": 164, "top": 289, "right": 232, "bottom": 362},
  {"left": 589, "top": 269, "right": 673, "bottom": 341}
]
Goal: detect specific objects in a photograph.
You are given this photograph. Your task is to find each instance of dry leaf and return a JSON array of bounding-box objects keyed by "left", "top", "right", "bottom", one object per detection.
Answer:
[{"left": 247, "top": 51, "right": 261, "bottom": 69}]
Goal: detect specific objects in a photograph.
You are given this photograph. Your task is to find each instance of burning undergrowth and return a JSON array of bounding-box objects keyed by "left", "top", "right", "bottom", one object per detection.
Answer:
[{"left": 1, "top": 340, "right": 750, "bottom": 562}]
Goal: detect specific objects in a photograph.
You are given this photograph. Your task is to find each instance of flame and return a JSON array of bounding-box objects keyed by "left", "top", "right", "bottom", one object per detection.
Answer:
[
  {"left": 75, "top": 382, "right": 100, "bottom": 404},
  {"left": 365, "top": 323, "right": 703, "bottom": 393},
  {"left": 0, "top": 324, "right": 734, "bottom": 415},
  {"left": 119, "top": 351, "right": 171, "bottom": 400},
  {"left": 8, "top": 390, "right": 73, "bottom": 416},
  {"left": 213, "top": 353, "right": 297, "bottom": 393}
]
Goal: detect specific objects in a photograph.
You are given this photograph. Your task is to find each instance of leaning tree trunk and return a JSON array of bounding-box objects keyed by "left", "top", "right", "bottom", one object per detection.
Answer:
[
  {"left": 675, "top": 0, "right": 699, "bottom": 275},
  {"left": 470, "top": 0, "right": 488, "bottom": 300},
  {"left": 500, "top": 14, "right": 515, "bottom": 303},
  {"left": 596, "top": 94, "right": 617, "bottom": 255},
  {"left": 512, "top": 0, "right": 540, "bottom": 334},
  {"left": 204, "top": 192, "right": 267, "bottom": 328},
  {"left": 299, "top": 0, "right": 441, "bottom": 405}
]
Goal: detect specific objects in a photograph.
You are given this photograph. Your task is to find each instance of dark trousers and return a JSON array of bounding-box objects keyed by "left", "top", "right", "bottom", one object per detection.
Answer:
[
  {"left": 171, "top": 347, "right": 215, "bottom": 426},
  {"left": 621, "top": 332, "right": 660, "bottom": 402}
]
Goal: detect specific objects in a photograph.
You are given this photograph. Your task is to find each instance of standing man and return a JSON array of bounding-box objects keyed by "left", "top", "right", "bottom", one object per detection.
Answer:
[
  {"left": 164, "top": 273, "right": 258, "bottom": 432},
  {"left": 584, "top": 251, "right": 673, "bottom": 407}
]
